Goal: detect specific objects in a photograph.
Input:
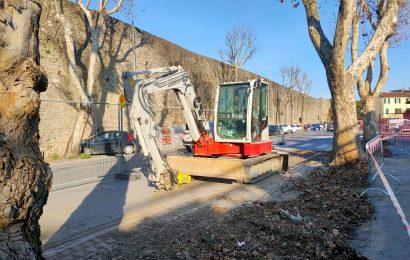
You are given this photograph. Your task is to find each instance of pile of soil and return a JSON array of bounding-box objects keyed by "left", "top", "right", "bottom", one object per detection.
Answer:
[{"left": 97, "top": 158, "right": 373, "bottom": 259}]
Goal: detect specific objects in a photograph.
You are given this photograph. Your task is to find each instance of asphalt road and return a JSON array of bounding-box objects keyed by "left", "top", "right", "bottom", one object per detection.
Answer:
[{"left": 270, "top": 130, "right": 333, "bottom": 152}]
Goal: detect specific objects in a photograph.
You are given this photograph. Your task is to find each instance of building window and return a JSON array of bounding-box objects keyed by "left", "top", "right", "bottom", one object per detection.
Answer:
[
  {"left": 395, "top": 108, "right": 402, "bottom": 114},
  {"left": 386, "top": 108, "right": 389, "bottom": 114},
  {"left": 388, "top": 98, "right": 391, "bottom": 104},
  {"left": 384, "top": 98, "right": 387, "bottom": 104},
  {"left": 406, "top": 98, "right": 409, "bottom": 104}
]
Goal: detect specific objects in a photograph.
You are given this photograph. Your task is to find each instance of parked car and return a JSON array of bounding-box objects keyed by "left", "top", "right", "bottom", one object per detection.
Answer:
[
  {"left": 283, "top": 124, "right": 295, "bottom": 134},
  {"left": 269, "top": 124, "right": 284, "bottom": 136},
  {"left": 311, "top": 124, "right": 325, "bottom": 131},
  {"left": 81, "top": 131, "right": 136, "bottom": 156},
  {"left": 327, "top": 122, "right": 334, "bottom": 132},
  {"left": 183, "top": 121, "right": 214, "bottom": 152},
  {"left": 292, "top": 124, "right": 302, "bottom": 133},
  {"left": 304, "top": 124, "right": 312, "bottom": 131}
]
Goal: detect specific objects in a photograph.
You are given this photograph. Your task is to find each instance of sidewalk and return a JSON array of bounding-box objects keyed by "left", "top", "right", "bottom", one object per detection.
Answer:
[{"left": 351, "top": 141, "right": 410, "bottom": 259}]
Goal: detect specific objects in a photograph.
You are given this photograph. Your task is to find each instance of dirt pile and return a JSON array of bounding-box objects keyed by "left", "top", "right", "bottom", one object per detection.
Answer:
[{"left": 97, "top": 159, "right": 373, "bottom": 259}]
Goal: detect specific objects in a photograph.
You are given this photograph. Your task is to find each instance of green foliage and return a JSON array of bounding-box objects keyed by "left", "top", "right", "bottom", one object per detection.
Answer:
[
  {"left": 49, "top": 153, "right": 60, "bottom": 161},
  {"left": 79, "top": 153, "right": 91, "bottom": 159},
  {"left": 356, "top": 101, "right": 363, "bottom": 120}
]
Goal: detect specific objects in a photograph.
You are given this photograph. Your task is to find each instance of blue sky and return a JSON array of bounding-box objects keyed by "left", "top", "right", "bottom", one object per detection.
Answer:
[{"left": 108, "top": 0, "right": 410, "bottom": 99}]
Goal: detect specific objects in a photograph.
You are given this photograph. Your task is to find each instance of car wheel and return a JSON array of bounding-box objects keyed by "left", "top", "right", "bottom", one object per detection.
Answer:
[
  {"left": 185, "top": 145, "right": 192, "bottom": 153},
  {"left": 123, "top": 145, "right": 134, "bottom": 155},
  {"left": 83, "top": 147, "right": 92, "bottom": 156}
]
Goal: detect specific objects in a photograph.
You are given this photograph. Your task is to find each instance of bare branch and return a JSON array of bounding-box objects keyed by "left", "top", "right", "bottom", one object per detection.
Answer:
[
  {"left": 302, "top": 0, "right": 333, "bottom": 68},
  {"left": 77, "top": 0, "right": 93, "bottom": 28},
  {"left": 362, "top": 0, "right": 377, "bottom": 30},
  {"left": 347, "top": 0, "right": 399, "bottom": 79},
  {"left": 332, "top": 0, "right": 355, "bottom": 67},
  {"left": 296, "top": 73, "right": 312, "bottom": 96},
  {"left": 372, "top": 40, "right": 389, "bottom": 98},
  {"left": 281, "top": 65, "right": 300, "bottom": 91},
  {"left": 220, "top": 25, "right": 257, "bottom": 69},
  {"left": 106, "top": 0, "right": 125, "bottom": 15},
  {"left": 54, "top": 0, "right": 91, "bottom": 104}
]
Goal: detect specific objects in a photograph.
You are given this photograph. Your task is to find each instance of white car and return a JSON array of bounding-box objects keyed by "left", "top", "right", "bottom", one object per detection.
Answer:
[
  {"left": 292, "top": 124, "right": 302, "bottom": 133},
  {"left": 283, "top": 124, "right": 295, "bottom": 134}
]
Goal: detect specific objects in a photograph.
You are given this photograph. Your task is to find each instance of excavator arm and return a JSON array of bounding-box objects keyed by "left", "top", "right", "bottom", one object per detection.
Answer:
[{"left": 122, "top": 66, "right": 209, "bottom": 189}]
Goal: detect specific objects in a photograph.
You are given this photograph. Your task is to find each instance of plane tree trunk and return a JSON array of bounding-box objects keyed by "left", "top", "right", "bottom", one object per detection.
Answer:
[
  {"left": 361, "top": 96, "right": 378, "bottom": 143},
  {"left": 301, "top": 0, "right": 399, "bottom": 165},
  {"left": 0, "top": 0, "right": 52, "bottom": 258},
  {"left": 328, "top": 70, "right": 361, "bottom": 165}
]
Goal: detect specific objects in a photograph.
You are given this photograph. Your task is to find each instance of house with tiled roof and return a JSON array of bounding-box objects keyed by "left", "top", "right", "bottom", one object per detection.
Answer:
[{"left": 376, "top": 90, "right": 410, "bottom": 117}]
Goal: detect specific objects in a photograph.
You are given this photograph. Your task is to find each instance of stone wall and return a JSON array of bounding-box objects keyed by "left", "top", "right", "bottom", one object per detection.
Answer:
[{"left": 38, "top": 0, "right": 330, "bottom": 158}]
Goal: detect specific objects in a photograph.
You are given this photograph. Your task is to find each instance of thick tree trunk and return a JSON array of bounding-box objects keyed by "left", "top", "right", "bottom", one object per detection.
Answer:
[
  {"left": 329, "top": 73, "right": 363, "bottom": 165},
  {"left": 0, "top": 1, "right": 52, "bottom": 258},
  {"left": 64, "top": 108, "right": 90, "bottom": 157},
  {"left": 54, "top": 0, "right": 89, "bottom": 104},
  {"left": 361, "top": 97, "right": 378, "bottom": 144}
]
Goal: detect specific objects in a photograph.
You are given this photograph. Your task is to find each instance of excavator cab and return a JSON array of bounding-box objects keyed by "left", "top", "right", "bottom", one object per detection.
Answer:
[{"left": 214, "top": 79, "right": 269, "bottom": 143}]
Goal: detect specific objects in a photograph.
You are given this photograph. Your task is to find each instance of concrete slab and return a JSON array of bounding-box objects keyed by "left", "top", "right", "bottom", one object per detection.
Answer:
[
  {"left": 351, "top": 141, "right": 410, "bottom": 259},
  {"left": 166, "top": 151, "right": 288, "bottom": 183}
]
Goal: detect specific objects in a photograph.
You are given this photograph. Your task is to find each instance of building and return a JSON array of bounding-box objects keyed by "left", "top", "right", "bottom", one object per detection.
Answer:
[{"left": 376, "top": 90, "right": 410, "bottom": 118}]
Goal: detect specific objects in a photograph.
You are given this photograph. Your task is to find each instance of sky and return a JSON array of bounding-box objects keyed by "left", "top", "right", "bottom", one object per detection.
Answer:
[{"left": 107, "top": 0, "right": 410, "bottom": 99}]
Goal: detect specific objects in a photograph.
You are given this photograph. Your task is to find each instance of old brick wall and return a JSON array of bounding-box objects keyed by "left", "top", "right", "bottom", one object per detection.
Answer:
[{"left": 38, "top": 0, "right": 330, "bottom": 157}]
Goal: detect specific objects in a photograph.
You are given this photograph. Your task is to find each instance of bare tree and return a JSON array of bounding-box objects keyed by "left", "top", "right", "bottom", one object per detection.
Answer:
[
  {"left": 295, "top": 72, "right": 312, "bottom": 126},
  {"left": 297, "top": 0, "right": 399, "bottom": 165},
  {"left": 353, "top": 0, "right": 409, "bottom": 144},
  {"left": 219, "top": 25, "right": 257, "bottom": 81},
  {"left": 54, "top": 0, "right": 129, "bottom": 157},
  {"left": 0, "top": 0, "right": 52, "bottom": 258},
  {"left": 280, "top": 65, "right": 300, "bottom": 123}
]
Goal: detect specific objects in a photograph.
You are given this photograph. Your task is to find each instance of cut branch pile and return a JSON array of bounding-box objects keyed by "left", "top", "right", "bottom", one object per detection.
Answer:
[{"left": 99, "top": 159, "right": 372, "bottom": 259}]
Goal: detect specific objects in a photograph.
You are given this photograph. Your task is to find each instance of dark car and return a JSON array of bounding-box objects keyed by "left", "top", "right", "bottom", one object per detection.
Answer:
[
  {"left": 81, "top": 131, "right": 136, "bottom": 156},
  {"left": 311, "top": 124, "right": 324, "bottom": 131},
  {"left": 304, "top": 124, "right": 312, "bottom": 131},
  {"left": 327, "top": 122, "right": 334, "bottom": 132},
  {"left": 269, "top": 124, "right": 284, "bottom": 136}
]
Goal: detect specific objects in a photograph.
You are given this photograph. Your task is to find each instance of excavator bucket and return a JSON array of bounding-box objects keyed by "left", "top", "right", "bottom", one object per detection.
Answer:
[{"left": 167, "top": 151, "right": 288, "bottom": 183}]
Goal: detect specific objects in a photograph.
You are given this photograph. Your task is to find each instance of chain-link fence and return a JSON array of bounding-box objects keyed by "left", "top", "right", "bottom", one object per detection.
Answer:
[
  {"left": 40, "top": 99, "right": 142, "bottom": 190},
  {"left": 40, "top": 99, "right": 214, "bottom": 190}
]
